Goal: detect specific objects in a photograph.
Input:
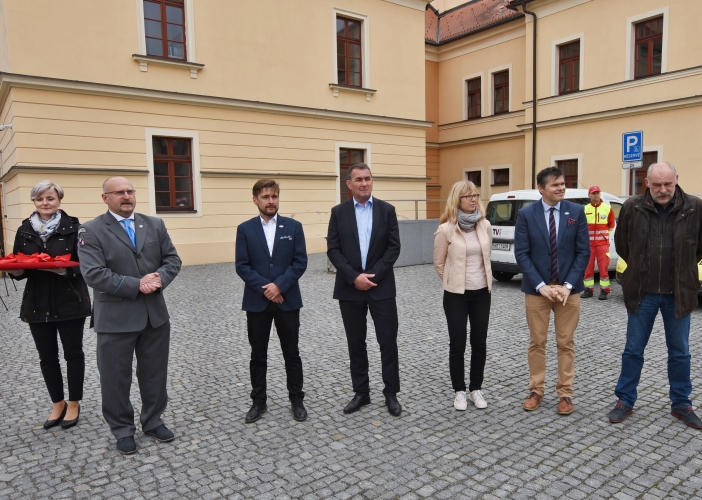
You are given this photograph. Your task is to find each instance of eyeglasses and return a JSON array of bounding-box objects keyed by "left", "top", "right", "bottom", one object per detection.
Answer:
[
  {"left": 460, "top": 194, "right": 479, "bottom": 200},
  {"left": 105, "top": 190, "right": 136, "bottom": 196}
]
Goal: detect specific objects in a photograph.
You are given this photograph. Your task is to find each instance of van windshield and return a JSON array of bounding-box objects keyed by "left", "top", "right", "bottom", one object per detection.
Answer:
[{"left": 486, "top": 200, "right": 535, "bottom": 226}]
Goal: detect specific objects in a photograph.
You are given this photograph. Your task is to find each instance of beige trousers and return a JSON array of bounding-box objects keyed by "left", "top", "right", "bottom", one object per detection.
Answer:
[{"left": 525, "top": 293, "right": 580, "bottom": 397}]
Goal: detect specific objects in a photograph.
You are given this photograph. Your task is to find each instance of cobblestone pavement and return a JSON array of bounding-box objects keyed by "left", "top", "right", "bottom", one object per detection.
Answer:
[{"left": 1, "top": 254, "right": 702, "bottom": 499}]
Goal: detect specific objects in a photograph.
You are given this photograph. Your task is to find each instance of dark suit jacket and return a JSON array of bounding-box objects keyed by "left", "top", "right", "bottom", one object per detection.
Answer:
[
  {"left": 514, "top": 199, "right": 590, "bottom": 295},
  {"left": 327, "top": 197, "right": 401, "bottom": 301},
  {"left": 78, "top": 211, "right": 181, "bottom": 333},
  {"left": 235, "top": 215, "right": 307, "bottom": 312}
]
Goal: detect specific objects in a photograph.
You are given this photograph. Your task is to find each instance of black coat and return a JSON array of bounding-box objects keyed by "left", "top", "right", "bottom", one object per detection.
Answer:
[
  {"left": 326, "top": 197, "right": 401, "bottom": 301},
  {"left": 11, "top": 211, "right": 91, "bottom": 323}
]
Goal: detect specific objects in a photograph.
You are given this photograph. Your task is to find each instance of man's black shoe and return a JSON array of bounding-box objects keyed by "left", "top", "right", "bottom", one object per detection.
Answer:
[
  {"left": 580, "top": 289, "right": 593, "bottom": 298},
  {"left": 144, "top": 424, "right": 175, "bottom": 442},
  {"left": 598, "top": 290, "right": 608, "bottom": 300},
  {"left": 117, "top": 436, "right": 137, "bottom": 455},
  {"left": 671, "top": 406, "right": 702, "bottom": 429},
  {"left": 245, "top": 404, "right": 267, "bottom": 424},
  {"left": 608, "top": 400, "right": 633, "bottom": 423},
  {"left": 343, "top": 393, "right": 370, "bottom": 414},
  {"left": 385, "top": 395, "right": 402, "bottom": 417},
  {"left": 291, "top": 401, "right": 307, "bottom": 422}
]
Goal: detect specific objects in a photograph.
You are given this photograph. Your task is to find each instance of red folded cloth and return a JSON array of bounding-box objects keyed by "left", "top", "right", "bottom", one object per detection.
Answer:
[{"left": 0, "top": 253, "right": 79, "bottom": 270}]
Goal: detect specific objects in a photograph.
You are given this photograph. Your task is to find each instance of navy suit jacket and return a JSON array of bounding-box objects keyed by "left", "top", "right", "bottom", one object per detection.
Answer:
[
  {"left": 514, "top": 199, "right": 590, "bottom": 295},
  {"left": 235, "top": 215, "right": 307, "bottom": 312}
]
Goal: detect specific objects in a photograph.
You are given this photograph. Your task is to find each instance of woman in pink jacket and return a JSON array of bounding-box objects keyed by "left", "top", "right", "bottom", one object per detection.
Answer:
[{"left": 434, "top": 180, "right": 493, "bottom": 411}]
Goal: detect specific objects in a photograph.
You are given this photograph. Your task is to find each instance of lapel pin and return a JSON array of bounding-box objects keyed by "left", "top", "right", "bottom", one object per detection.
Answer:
[
  {"left": 139, "top": 225, "right": 143, "bottom": 228},
  {"left": 565, "top": 212, "right": 569, "bottom": 215},
  {"left": 279, "top": 225, "right": 284, "bottom": 228}
]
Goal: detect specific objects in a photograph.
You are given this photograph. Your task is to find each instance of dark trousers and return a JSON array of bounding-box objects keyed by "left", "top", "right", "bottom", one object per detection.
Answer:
[
  {"left": 96, "top": 321, "right": 170, "bottom": 439},
  {"left": 29, "top": 318, "right": 86, "bottom": 403},
  {"left": 443, "top": 288, "right": 491, "bottom": 392},
  {"left": 339, "top": 297, "right": 400, "bottom": 397},
  {"left": 247, "top": 303, "right": 304, "bottom": 406}
]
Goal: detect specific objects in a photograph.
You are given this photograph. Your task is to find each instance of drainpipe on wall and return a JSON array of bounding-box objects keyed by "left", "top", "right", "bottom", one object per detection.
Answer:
[{"left": 508, "top": 0, "right": 537, "bottom": 189}]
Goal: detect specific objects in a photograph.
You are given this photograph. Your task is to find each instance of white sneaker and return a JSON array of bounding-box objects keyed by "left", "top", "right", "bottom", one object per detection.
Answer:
[
  {"left": 454, "top": 391, "right": 467, "bottom": 411},
  {"left": 469, "top": 390, "right": 487, "bottom": 409}
]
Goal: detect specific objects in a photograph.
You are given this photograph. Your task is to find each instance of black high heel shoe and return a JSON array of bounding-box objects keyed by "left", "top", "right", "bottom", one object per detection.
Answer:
[
  {"left": 43, "top": 402, "right": 67, "bottom": 429},
  {"left": 61, "top": 405, "right": 80, "bottom": 429}
]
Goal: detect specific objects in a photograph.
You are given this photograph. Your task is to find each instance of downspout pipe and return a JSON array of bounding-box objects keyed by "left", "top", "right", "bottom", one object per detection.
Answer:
[{"left": 508, "top": 0, "right": 537, "bottom": 189}]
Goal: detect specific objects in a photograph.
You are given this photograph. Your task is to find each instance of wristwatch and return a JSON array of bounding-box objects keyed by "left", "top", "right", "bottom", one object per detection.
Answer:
[{"left": 565, "top": 283, "right": 573, "bottom": 290}]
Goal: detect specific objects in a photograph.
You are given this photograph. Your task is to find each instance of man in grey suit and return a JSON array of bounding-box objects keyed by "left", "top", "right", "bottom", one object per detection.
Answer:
[{"left": 78, "top": 176, "right": 181, "bottom": 454}]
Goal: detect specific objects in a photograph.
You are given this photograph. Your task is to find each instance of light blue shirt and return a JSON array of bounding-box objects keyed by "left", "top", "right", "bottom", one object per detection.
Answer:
[
  {"left": 354, "top": 196, "right": 373, "bottom": 270},
  {"left": 535, "top": 200, "right": 571, "bottom": 292}
]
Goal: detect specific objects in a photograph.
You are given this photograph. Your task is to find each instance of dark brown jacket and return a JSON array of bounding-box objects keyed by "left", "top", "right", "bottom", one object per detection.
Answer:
[{"left": 615, "top": 185, "right": 702, "bottom": 318}]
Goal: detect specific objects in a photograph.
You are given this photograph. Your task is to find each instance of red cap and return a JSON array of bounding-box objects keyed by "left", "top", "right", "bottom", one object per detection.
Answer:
[{"left": 588, "top": 186, "right": 601, "bottom": 194}]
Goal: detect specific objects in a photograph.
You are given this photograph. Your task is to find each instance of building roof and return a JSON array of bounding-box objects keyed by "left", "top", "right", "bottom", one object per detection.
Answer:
[{"left": 425, "top": 0, "right": 523, "bottom": 45}]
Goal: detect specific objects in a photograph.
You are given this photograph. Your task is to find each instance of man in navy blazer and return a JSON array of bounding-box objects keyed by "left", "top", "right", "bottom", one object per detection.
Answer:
[
  {"left": 235, "top": 179, "right": 308, "bottom": 423},
  {"left": 515, "top": 167, "right": 590, "bottom": 415}
]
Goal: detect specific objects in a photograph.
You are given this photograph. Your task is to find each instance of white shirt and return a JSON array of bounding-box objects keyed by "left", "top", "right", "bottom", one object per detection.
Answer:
[
  {"left": 109, "top": 210, "right": 134, "bottom": 230},
  {"left": 260, "top": 213, "right": 278, "bottom": 257},
  {"left": 353, "top": 196, "right": 373, "bottom": 270}
]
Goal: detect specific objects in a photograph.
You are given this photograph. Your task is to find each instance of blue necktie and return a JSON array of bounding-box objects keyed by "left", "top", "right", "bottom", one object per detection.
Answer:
[
  {"left": 120, "top": 219, "right": 136, "bottom": 248},
  {"left": 549, "top": 207, "right": 558, "bottom": 283}
]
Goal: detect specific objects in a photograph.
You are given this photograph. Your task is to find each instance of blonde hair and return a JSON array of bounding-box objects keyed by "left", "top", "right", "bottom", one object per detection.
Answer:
[{"left": 440, "top": 180, "right": 484, "bottom": 224}]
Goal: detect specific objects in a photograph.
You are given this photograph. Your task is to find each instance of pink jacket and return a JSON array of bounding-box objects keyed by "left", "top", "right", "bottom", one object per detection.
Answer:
[{"left": 433, "top": 218, "right": 493, "bottom": 294}]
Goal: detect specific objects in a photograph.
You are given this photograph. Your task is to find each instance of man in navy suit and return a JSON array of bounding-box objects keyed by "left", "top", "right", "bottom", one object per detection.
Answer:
[
  {"left": 235, "top": 179, "right": 308, "bottom": 423},
  {"left": 515, "top": 167, "right": 590, "bottom": 415}
]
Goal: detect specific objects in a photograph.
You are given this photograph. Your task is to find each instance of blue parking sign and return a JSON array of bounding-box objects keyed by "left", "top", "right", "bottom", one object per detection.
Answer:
[{"left": 622, "top": 131, "right": 643, "bottom": 162}]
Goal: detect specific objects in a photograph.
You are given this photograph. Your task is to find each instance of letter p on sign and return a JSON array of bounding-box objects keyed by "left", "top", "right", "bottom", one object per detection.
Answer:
[{"left": 622, "top": 131, "right": 643, "bottom": 162}]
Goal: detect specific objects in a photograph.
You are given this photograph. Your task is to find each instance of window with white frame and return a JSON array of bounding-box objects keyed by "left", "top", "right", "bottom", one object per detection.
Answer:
[
  {"left": 488, "top": 65, "right": 512, "bottom": 115},
  {"left": 331, "top": 8, "right": 371, "bottom": 93},
  {"left": 551, "top": 33, "right": 585, "bottom": 96},
  {"left": 626, "top": 8, "right": 669, "bottom": 81}
]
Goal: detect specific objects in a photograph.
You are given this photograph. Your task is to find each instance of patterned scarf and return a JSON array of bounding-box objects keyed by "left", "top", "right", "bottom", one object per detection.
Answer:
[
  {"left": 29, "top": 210, "right": 62, "bottom": 242},
  {"left": 456, "top": 209, "right": 482, "bottom": 232}
]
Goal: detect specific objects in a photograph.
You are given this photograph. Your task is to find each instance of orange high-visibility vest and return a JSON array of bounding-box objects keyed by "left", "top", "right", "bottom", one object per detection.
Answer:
[{"left": 584, "top": 201, "right": 615, "bottom": 246}]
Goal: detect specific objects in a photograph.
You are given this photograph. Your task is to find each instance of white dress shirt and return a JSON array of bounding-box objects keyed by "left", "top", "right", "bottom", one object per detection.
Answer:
[
  {"left": 354, "top": 196, "right": 373, "bottom": 270},
  {"left": 109, "top": 210, "right": 135, "bottom": 230},
  {"left": 260, "top": 213, "right": 278, "bottom": 257}
]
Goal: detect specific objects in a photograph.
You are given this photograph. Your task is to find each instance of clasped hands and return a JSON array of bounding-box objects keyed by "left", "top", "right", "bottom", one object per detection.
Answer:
[
  {"left": 539, "top": 284, "right": 570, "bottom": 306},
  {"left": 353, "top": 273, "right": 377, "bottom": 291},
  {"left": 140, "top": 272, "right": 161, "bottom": 294},
  {"left": 262, "top": 283, "right": 284, "bottom": 304}
]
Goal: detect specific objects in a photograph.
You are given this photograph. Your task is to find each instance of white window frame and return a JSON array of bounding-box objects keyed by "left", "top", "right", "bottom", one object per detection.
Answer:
[
  {"left": 625, "top": 7, "right": 669, "bottom": 81},
  {"left": 487, "top": 164, "right": 512, "bottom": 199},
  {"left": 463, "top": 167, "right": 485, "bottom": 199},
  {"left": 487, "top": 64, "right": 512, "bottom": 116},
  {"left": 144, "top": 128, "right": 203, "bottom": 218},
  {"left": 462, "top": 72, "right": 484, "bottom": 121},
  {"left": 551, "top": 153, "right": 583, "bottom": 189},
  {"left": 551, "top": 33, "right": 585, "bottom": 97},
  {"left": 335, "top": 141, "right": 372, "bottom": 205},
  {"left": 622, "top": 144, "right": 663, "bottom": 197},
  {"left": 136, "top": 0, "right": 198, "bottom": 70},
  {"left": 331, "top": 7, "right": 371, "bottom": 89}
]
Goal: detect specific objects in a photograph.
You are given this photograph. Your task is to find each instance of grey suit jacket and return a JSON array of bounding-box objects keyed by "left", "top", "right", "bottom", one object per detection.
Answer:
[{"left": 78, "top": 211, "right": 181, "bottom": 333}]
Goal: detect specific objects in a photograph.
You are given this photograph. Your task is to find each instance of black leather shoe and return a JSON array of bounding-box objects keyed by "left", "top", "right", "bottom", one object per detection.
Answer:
[
  {"left": 61, "top": 405, "right": 80, "bottom": 429},
  {"left": 117, "top": 436, "right": 137, "bottom": 455},
  {"left": 598, "top": 290, "right": 608, "bottom": 300},
  {"left": 385, "top": 395, "right": 402, "bottom": 417},
  {"left": 291, "top": 401, "right": 307, "bottom": 422},
  {"left": 144, "top": 424, "right": 175, "bottom": 442},
  {"left": 43, "top": 402, "right": 67, "bottom": 429},
  {"left": 608, "top": 400, "right": 633, "bottom": 423},
  {"left": 671, "top": 405, "right": 702, "bottom": 429},
  {"left": 245, "top": 404, "right": 267, "bottom": 424},
  {"left": 580, "top": 289, "right": 593, "bottom": 298},
  {"left": 343, "top": 393, "right": 371, "bottom": 414}
]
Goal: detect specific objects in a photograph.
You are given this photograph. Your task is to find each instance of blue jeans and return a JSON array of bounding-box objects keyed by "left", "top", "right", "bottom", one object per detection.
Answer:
[{"left": 614, "top": 294, "right": 692, "bottom": 409}]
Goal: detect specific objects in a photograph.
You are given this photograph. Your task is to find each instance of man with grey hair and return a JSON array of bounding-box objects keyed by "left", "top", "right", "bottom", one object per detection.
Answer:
[
  {"left": 608, "top": 162, "right": 702, "bottom": 428},
  {"left": 78, "top": 176, "right": 181, "bottom": 453}
]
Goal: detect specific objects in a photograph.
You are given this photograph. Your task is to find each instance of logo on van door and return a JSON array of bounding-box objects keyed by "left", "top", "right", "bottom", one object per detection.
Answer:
[{"left": 493, "top": 228, "right": 502, "bottom": 236}]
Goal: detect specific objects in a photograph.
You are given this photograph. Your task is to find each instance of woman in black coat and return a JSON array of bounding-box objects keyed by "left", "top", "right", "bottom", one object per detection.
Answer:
[{"left": 9, "top": 180, "right": 91, "bottom": 430}]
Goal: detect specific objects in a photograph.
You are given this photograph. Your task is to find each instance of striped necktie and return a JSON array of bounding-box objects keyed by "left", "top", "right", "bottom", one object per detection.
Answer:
[{"left": 549, "top": 207, "right": 558, "bottom": 283}]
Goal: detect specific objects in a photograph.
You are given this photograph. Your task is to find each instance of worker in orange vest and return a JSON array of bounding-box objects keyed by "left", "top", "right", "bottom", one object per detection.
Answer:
[{"left": 581, "top": 186, "right": 616, "bottom": 300}]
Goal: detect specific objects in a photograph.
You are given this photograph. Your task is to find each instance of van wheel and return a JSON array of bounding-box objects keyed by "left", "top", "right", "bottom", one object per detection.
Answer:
[{"left": 493, "top": 271, "right": 516, "bottom": 282}]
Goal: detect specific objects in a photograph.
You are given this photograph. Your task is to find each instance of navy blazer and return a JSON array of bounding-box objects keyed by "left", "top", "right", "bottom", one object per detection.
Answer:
[
  {"left": 235, "top": 215, "right": 307, "bottom": 312},
  {"left": 514, "top": 199, "right": 590, "bottom": 295},
  {"left": 326, "top": 197, "right": 400, "bottom": 301}
]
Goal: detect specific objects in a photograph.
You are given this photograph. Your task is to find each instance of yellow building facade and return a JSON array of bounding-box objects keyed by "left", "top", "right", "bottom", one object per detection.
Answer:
[
  {"left": 426, "top": 0, "right": 702, "bottom": 209},
  {"left": 0, "top": 0, "right": 432, "bottom": 264}
]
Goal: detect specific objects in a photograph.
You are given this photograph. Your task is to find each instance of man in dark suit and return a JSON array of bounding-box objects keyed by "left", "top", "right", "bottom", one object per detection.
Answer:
[
  {"left": 78, "top": 176, "right": 181, "bottom": 454},
  {"left": 327, "top": 163, "right": 402, "bottom": 417},
  {"left": 515, "top": 167, "right": 590, "bottom": 415},
  {"left": 235, "top": 179, "right": 308, "bottom": 423}
]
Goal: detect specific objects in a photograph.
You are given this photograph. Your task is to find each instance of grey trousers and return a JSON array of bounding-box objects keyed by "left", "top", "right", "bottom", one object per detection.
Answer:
[{"left": 96, "top": 321, "right": 170, "bottom": 439}]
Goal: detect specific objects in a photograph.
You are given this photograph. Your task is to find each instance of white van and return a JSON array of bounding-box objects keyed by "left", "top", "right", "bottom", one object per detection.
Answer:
[{"left": 485, "top": 189, "right": 624, "bottom": 282}]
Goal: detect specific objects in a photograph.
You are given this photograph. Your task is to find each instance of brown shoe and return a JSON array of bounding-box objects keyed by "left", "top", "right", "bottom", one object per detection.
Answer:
[
  {"left": 557, "top": 397, "right": 574, "bottom": 415},
  {"left": 523, "top": 392, "right": 543, "bottom": 411}
]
